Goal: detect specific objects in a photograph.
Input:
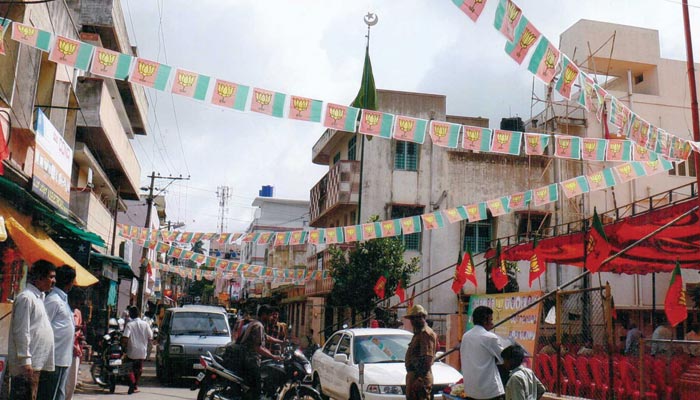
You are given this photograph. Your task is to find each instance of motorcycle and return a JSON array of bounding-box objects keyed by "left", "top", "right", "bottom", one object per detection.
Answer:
[
  {"left": 90, "top": 329, "right": 127, "bottom": 393},
  {"left": 193, "top": 343, "right": 322, "bottom": 400}
]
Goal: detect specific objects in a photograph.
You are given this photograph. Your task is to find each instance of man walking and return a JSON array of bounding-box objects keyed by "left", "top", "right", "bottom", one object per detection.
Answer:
[
  {"left": 122, "top": 306, "right": 153, "bottom": 394},
  {"left": 265, "top": 306, "right": 287, "bottom": 354},
  {"left": 39, "top": 266, "right": 76, "bottom": 400},
  {"left": 8, "top": 260, "right": 56, "bottom": 400},
  {"left": 404, "top": 304, "right": 438, "bottom": 400},
  {"left": 460, "top": 306, "right": 505, "bottom": 400}
]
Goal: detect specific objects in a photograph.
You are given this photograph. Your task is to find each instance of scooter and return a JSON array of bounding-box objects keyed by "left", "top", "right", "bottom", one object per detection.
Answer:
[{"left": 193, "top": 344, "right": 322, "bottom": 400}]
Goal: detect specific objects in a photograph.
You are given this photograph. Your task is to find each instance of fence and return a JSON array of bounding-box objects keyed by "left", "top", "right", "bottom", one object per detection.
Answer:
[{"left": 634, "top": 338, "right": 700, "bottom": 400}]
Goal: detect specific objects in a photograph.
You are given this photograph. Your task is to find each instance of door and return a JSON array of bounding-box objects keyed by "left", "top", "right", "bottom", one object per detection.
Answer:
[{"left": 316, "top": 332, "right": 342, "bottom": 397}]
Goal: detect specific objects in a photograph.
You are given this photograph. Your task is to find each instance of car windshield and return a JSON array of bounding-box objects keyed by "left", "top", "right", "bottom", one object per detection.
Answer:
[
  {"left": 170, "top": 312, "right": 229, "bottom": 336},
  {"left": 353, "top": 334, "right": 412, "bottom": 364}
]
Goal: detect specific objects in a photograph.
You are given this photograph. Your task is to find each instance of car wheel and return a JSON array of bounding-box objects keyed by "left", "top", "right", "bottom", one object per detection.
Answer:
[
  {"left": 349, "top": 385, "right": 362, "bottom": 400},
  {"left": 313, "top": 374, "right": 328, "bottom": 400}
]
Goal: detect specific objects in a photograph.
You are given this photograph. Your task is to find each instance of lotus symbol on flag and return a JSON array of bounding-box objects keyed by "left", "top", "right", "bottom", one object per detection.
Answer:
[
  {"left": 347, "top": 228, "right": 355, "bottom": 235},
  {"left": 544, "top": 48, "right": 556, "bottom": 71},
  {"left": 137, "top": 61, "right": 157, "bottom": 82},
  {"left": 402, "top": 220, "right": 411, "bottom": 228},
  {"left": 511, "top": 194, "right": 523, "bottom": 206},
  {"left": 425, "top": 215, "right": 435, "bottom": 224},
  {"left": 647, "top": 160, "right": 659, "bottom": 170},
  {"left": 328, "top": 106, "right": 345, "bottom": 125},
  {"left": 383, "top": 222, "right": 393, "bottom": 231},
  {"left": 506, "top": 1, "right": 520, "bottom": 24},
  {"left": 584, "top": 140, "right": 597, "bottom": 156},
  {"left": 468, "top": 0, "right": 483, "bottom": 12},
  {"left": 563, "top": 64, "right": 577, "bottom": 85},
  {"left": 536, "top": 188, "right": 548, "bottom": 202},
  {"left": 364, "top": 225, "right": 373, "bottom": 234},
  {"left": 489, "top": 201, "right": 502, "bottom": 212},
  {"left": 293, "top": 97, "right": 310, "bottom": 117},
  {"left": 557, "top": 138, "right": 570, "bottom": 155},
  {"left": 399, "top": 118, "right": 415, "bottom": 137},
  {"left": 637, "top": 146, "right": 648, "bottom": 156},
  {"left": 564, "top": 181, "right": 577, "bottom": 194},
  {"left": 365, "top": 112, "right": 380, "bottom": 131},
  {"left": 466, "top": 128, "right": 481, "bottom": 144},
  {"left": 467, "top": 206, "right": 478, "bottom": 219},
  {"left": 255, "top": 91, "right": 272, "bottom": 110},
  {"left": 448, "top": 209, "right": 457, "bottom": 218},
  {"left": 609, "top": 142, "right": 622, "bottom": 156},
  {"left": 216, "top": 82, "right": 235, "bottom": 103},
  {"left": 517, "top": 29, "right": 537, "bottom": 57},
  {"left": 586, "top": 234, "right": 596, "bottom": 254},
  {"left": 527, "top": 135, "right": 539, "bottom": 150},
  {"left": 177, "top": 72, "right": 196, "bottom": 92},
  {"left": 589, "top": 172, "right": 603, "bottom": 186},
  {"left": 632, "top": 120, "right": 641, "bottom": 136},
  {"left": 57, "top": 39, "right": 77, "bottom": 60},
  {"left": 618, "top": 164, "right": 632, "bottom": 178},
  {"left": 97, "top": 51, "right": 116, "bottom": 71},
  {"left": 17, "top": 25, "right": 35, "bottom": 39},
  {"left": 496, "top": 131, "right": 509, "bottom": 149}
]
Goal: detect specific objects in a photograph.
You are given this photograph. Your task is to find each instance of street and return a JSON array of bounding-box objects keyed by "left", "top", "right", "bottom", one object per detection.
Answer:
[{"left": 74, "top": 360, "right": 197, "bottom": 400}]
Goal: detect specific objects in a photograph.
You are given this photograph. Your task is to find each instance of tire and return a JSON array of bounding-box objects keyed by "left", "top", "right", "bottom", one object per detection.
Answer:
[
  {"left": 349, "top": 385, "right": 362, "bottom": 400},
  {"left": 282, "top": 385, "right": 323, "bottom": 400},
  {"left": 90, "top": 363, "right": 101, "bottom": 384},
  {"left": 312, "top": 375, "right": 328, "bottom": 400},
  {"left": 198, "top": 380, "right": 227, "bottom": 400},
  {"left": 108, "top": 375, "right": 116, "bottom": 394}
]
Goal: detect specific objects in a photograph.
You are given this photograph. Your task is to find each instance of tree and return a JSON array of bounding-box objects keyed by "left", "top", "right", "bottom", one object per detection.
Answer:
[{"left": 328, "top": 216, "right": 420, "bottom": 322}]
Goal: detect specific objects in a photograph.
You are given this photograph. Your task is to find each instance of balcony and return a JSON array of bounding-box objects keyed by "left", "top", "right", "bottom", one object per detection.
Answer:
[
  {"left": 305, "top": 277, "right": 334, "bottom": 297},
  {"left": 312, "top": 128, "right": 354, "bottom": 165},
  {"left": 78, "top": 0, "right": 149, "bottom": 136},
  {"left": 309, "top": 160, "right": 360, "bottom": 226},
  {"left": 75, "top": 78, "right": 141, "bottom": 199},
  {"left": 70, "top": 189, "right": 113, "bottom": 243}
]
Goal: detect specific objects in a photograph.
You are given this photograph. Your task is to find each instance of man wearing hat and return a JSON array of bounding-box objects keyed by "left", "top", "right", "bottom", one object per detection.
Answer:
[
  {"left": 404, "top": 304, "right": 438, "bottom": 400},
  {"left": 501, "top": 345, "right": 546, "bottom": 400}
]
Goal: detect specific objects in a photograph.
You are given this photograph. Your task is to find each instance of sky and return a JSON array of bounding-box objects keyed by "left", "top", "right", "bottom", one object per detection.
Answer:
[{"left": 122, "top": 0, "right": 700, "bottom": 234}]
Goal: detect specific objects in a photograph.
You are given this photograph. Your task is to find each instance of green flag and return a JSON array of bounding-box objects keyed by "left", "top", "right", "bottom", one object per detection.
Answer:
[{"left": 351, "top": 46, "right": 377, "bottom": 111}]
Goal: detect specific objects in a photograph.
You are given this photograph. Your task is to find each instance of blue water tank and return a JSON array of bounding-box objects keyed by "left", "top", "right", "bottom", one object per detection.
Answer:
[{"left": 259, "top": 185, "right": 274, "bottom": 197}]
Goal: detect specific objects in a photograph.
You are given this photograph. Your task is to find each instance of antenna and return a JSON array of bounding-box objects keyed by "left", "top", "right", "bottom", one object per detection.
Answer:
[{"left": 216, "top": 185, "right": 231, "bottom": 234}]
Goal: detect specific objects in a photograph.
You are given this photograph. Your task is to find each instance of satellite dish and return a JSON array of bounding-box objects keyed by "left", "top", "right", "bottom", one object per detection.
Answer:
[{"left": 364, "top": 12, "right": 378, "bottom": 27}]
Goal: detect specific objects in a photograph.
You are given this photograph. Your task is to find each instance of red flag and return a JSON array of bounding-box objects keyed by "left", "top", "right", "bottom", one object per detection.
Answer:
[
  {"left": 452, "top": 251, "right": 477, "bottom": 294},
  {"left": 585, "top": 208, "right": 612, "bottom": 273},
  {"left": 373, "top": 275, "right": 387, "bottom": 300},
  {"left": 492, "top": 241, "right": 509, "bottom": 291},
  {"left": 528, "top": 237, "right": 546, "bottom": 287},
  {"left": 396, "top": 280, "right": 406, "bottom": 303},
  {"left": 408, "top": 286, "right": 415, "bottom": 308},
  {"left": 664, "top": 261, "right": 687, "bottom": 327}
]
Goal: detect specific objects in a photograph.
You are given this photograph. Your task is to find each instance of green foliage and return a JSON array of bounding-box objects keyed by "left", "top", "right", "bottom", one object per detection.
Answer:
[{"left": 328, "top": 217, "right": 419, "bottom": 317}]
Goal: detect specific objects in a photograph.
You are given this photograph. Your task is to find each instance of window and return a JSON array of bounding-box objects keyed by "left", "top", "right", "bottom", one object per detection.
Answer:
[
  {"left": 332, "top": 152, "right": 341, "bottom": 165},
  {"left": 337, "top": 335, "right": 351, "bottom": 357},
  {"left": 391, "top": 205, "right": 423, "bottom": 251},
  {"left": 517, "top": 212, "right": 550, "bottom": 240},
  {"left": 348, "top": 136, "right": 357, "bottom": 161},
  {"left": 669, "top": 154, "right": 696, "bottom": 177},
  {"left": 394, "top": 141, "right": 418, "bottom": 171},
  {"left": 463, "top": 219, "right": 492, "bottom": 254},
  {"left": 323, "top": 333, "right": 342, "bottom": 356}
]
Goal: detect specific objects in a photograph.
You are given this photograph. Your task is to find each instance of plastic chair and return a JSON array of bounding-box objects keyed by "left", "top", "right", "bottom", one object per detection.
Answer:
[
  {"left": 563, "top": 355, "right": 582, "bottom": 396},
  {"left": 535, "top": 353, "right": 554, "bottom": 389},
  {"left": 576, "top": 355, "right": 597, "bottom": 399},
  {"left": 619, "top": 359, "right": 658, "bottom": 400},
  {"left": 589, "top": 357, "right": 610, "bottom": 400}
]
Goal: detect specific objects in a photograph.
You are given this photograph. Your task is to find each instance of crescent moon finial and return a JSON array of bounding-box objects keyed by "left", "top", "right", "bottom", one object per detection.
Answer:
[{"left": 364, "top": 12, "right": 378, "bottom": 27}]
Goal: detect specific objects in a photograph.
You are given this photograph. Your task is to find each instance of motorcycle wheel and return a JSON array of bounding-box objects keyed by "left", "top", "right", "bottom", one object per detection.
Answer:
[
  {"left": 198, "top": 381, "right": 227, "bottom": 400},
  {"left": 282, "top": 385, "right": 323, "bottom": 400},
  {"left": 109, "top": 375, "right": 116, "bottom": 394},
  {"left": 90, "top": 363, "right": 101, "bottom": 385}
]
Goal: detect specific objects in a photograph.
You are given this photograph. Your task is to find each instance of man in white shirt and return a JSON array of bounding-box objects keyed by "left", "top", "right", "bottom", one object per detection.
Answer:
[
  {"left": 122, "top": 306, "right": 153, "bottom": 394},
  {"left": 460, "top": 306, "right": 505, "bottom": 400},
  {"left": 9, "top": 260, "right": 56, "bottom": 400},
  {"left": 38, "top": 265, "right": 76, "bottom": 400}
]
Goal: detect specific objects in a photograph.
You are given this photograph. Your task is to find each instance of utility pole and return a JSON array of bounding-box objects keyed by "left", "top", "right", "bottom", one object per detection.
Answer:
[{"left": 136, "top": 171, "right": 190, "bottom": 311}]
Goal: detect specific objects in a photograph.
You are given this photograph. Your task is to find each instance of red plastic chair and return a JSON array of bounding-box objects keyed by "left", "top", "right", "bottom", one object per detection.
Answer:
[
  {"left": 651, "top": 358, "right": 673, "bottom": 400},
  {"left": 563, "top": 355, "right": 582, "bottom": 396},
  {"left": 619, "top": 359, "right": 658, "bottom": 400},
  {"left": 535, "top": 353, "right": 554, "bottom": 390},
  {"left": 576, "top": 355, "right": 597, "bottom": 399},
  {"left": 589, "top": 357, "right": 611, "bottom": 400}
]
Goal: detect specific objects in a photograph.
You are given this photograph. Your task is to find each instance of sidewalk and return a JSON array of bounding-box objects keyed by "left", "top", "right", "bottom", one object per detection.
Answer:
[{"left": 75, "top": 359, "right": 159, "bottom": 396}]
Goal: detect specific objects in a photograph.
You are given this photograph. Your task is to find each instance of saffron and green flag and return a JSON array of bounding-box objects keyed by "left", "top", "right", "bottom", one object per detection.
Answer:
[
  {"left": 529, "top": 236, "right": 546, "bottom": 287},
  {"left": 392, "top": 115, "right": 428, "bottom": 144},
  {"left": 400, "top": 216, "right": 422, "bottom": 234},
  {"left": 129, "top": 58, "right": 172, "bottom": 91},
  {"left": 508, "top": 190, "right": 532, "bottom": 210},
  {"left": 641, "top": 157, "right": 673, "bottom": 176},
  {"left": 361, "top": 223, "right": 379, "bottom": 241},
  {"left": 487, "top": 197, "right": 510, "bottom": 217},
  {"left": 494, "top": 0, "right": 522, "bottom": 42},
  {"left": 48, "top": 35, "right": 94, "bottom": 71},
  {"left": 523, "top": 133, "right": 550, "bottom": 156},
  {"left": 532, "top": 184, "right": 558, "bottom": 206},
  {"left": 614, "top": 162, "right": 647, "bottom": 183},
  {"left": 554, "top": 135, "right": 581, "bottom": 159},
  {"left": 606, "top": 139, "right": 632, "bottom": 161},
  {"left": 492, "top": 241, "right": 510, "bottom": 291},
  {"left": 211, "top": 79, "right": 250, "bottom": 111},
  {"left": 462, "top": 126, "right": 492, "bottom": 152},
  {"left": 452, "top": 250, "right": 477, "bottom": 294},
  {"left": 250, "top": 87, "right": 286, "bottom": 118},
  {"left": 585, "top": 208, "right": 611, "bottom": 273},
  {"left": 581, "top": 138, "right": 607, "bottom": 161},
  {"left": 429, "top": 121, "right": 461, "bottom": 148},
  {"left": 288, "top": 95, "right": 323, "bottom": 123},
  {"left": 466, "top": 203, "right": 488, "bottom": 222},
  {"left": 490, "top": 129, "right": 522, "bottom": 155},
  {"left": 256, "top": 232, "right": 273, "bottom": 245},
  {"left": 627, "top": 114, "right": 651, "bottom": 147},
  {"left": 274, "top": 232, "right": 290, "bottom": 247},
  {"left": 555, "top": 55, "right": 579, "bottom": 100},
  {"left": 421, "top": 212, "right": 445, "bottom": 230},
  {"left": 632, "top": 143, "right": 658, "bottom": 162},
  {"left": 527, "top": 36, "right": 560, "bottom": 84},
  {"left": 664, "top": 261, "right": 688, "bottom": 328},
  {"left": 655, "top": 129, "right": 672, "bottom": 157},
  {"left": 444, "top": 206, "right": 469, "bottom": 224},
  {"left": 308, "top": 229, "right": 325, "bottom": 245},
  {"left": 608, "top": 97, "right": 631, "bottom": 136},
  {"left": 352, "top": 46, "right": 378, "bottom": 111},
  {"left": 171, "top": 68, "right": 210, "bottom": 101},
  {"left": 380, "top": 219, "right": 401, "bottom": 238},
  {"left": 0, "top": 18, "right": 11, "bottom": 55},
  {"left": 586, "top": 168, "right": 617, "bottom": 192},
  {"left": 324, "top": 227, "right": 344, "bottom": 244},
  {"left": 359, "top": 109, "right": 394, "bottom": 139},
  {"left": 323, "top": 103, "right": 360, "bottom": 132},
  {"left": 505, "top": 16, "right": 541, "bottom": 65},
  {"left": 452, "top": 0, "right": 488, "bottom": 22},
  {"left": 560, "top": 176, "right": 590, "bottom": 198},
  {"left": 289, "top": 230, "right": 308, "bottom": 245},
  {"left": 646, "top": 126, "right": 660, "bottom": 152},
  {"left": 11, "top": 22, "right": 52, "bottom": 52},
  {"left": 344, "top": 225, "right": 362, "bottom": 242}
]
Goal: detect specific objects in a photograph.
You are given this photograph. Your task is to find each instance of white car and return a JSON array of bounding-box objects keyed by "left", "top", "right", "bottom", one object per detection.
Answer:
[{"left": 311, "top": 328, "right": 462, "bottom": 400}]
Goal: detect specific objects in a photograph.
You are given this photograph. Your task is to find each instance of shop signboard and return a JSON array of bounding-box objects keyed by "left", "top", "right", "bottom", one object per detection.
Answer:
[
  {"left": 466, "top": 291, "right": 543, "bottom": 357},
  {"left": 32, "top": 109, "right": 72, "bottom": 214}
]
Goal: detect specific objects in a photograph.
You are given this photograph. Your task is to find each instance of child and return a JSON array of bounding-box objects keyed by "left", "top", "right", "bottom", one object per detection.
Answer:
[{"left": 501, "top": 345, "right": 546, "bottom": 400}]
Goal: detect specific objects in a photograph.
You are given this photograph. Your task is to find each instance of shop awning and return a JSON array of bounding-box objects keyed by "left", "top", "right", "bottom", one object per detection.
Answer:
[
  {"left": 90, "top": 251, "right": 135, "bottom": 279},
  {"left": 1, "top": 201, "right": 98, "bottom": 286}
]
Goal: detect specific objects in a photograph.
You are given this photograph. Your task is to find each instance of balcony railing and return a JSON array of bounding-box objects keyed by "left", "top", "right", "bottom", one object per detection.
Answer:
[
  {"left": 305, "top": 277, "right": 334, "bottom": 297},
  {"left": 309, "top": 160, "right": 360, "bottom": 226},
  {"left": 70, "top": 189, "right": 113, "bottom": 242}
]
